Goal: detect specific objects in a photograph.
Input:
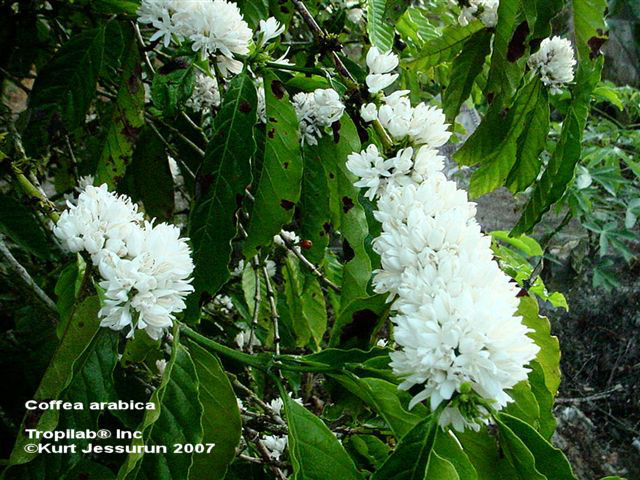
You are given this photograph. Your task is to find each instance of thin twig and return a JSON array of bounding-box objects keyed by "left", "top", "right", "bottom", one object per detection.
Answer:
[
  {"left": 150, "top": 115, "right": 206, "bottom": 158},
  {"left": 243, "top": 427, "right": 288, "bottom": 480},
  {"left": 146, "top": 119, "right": 197, "bottom": 180},
  {"left": 0, "top": 236, "right": 57, "bottom": 316},
  {"left": 276, "top": 233, "right": 340, "bottom": 292},
  {"left": 263, "top": 264, "right": 281, "bottom": 357},
  {"left": 248, "top": 256, "right": 262, "bottom": 354},
  {"left": 556, "top": 384, "right": 624, "bottom": 404},
  {"left": 233, "top": 379, "right": 287, "bottom": 426}
]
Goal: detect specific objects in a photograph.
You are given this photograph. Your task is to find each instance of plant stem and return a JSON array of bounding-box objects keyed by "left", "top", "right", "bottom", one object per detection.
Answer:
[{"left": 180, "top": 325, "right": 267, "bottom": 370}]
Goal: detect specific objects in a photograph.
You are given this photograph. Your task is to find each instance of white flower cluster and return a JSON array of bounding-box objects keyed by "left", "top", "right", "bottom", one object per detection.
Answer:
[
  {"left": 256, "top": 17, "right": 285, "bottom": 48},
  {"left": 366, "top": 47, "right": 399, "bottom": 94},
  {"left": 331, "top": 0, "right": 366, "bottom": 24},
  {"left": 528, "top": 36, "right": 576, "bottom": 93},
  {"left": 186, "top": 72, "right": 221, "bottom": 112},
  {"left": 349, "top": 94, "right": 539, "bottom": 431},
  {"left": 352, "top": 91, "right": 451, "bottom": 199},
  {"left": 292, "top": 89, "right": 345, "bottom": 146},
  {"left": 54, "top": 185, "right": 194, "bottom": 340},
  {"left": 137, "top": 0, "right": 252, "bottom": 74},
  {"left": 457, "top": 0, "right": 499, "bottom": 28}
]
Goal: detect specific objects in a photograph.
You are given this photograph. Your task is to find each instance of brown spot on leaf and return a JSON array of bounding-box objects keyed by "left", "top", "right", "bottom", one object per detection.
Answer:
[
  {"left": 269, "top": 116, "right": 278, "bottom": 123},
  {"left": 329, "top": 172, "right": 335, "bottom": 179},
  {"left": 236, "top": 193, "right": 244, "bottom": 208},
  {"left": 199, "top": 174, "right": 215, "bottom": 195},
  {"left": 280, "top": 5, "right": 289, "bottom": 13},
  {"left": 280, "top": 199, "right": 295, "bottom": 210},
  {"left": 159, "top": 57, "right": 190, "bottom": 74},
  {"left": 323, "top": 222, "right": 332, "bottom": 233},
  {"left": 342, "top": 239, "right": 354, "bottom": 262},
  {"left": 332, "top": 121, "right": 341, "bottom": 143},
  {"left": 588, "top": 35, "right": 607, "bottom": 59},
  {"left": 268, "top": 128, "right": 275, "bottom": 139},
  {"left": 342, "top": 196, "right": 354, "bottom": 213},
  {"left": 25, "top": 408, "right": 44, "bottom": 429},
  {"left": 283, "top": 161, "right": 289, "bottom": 169},
  {"left": 301, "top": 240, "right": 312, "bottom": 250},
  {"left": 516, "top": 288, "right": 529, "bottom": 298},
  {"left": 239, "top": 101, "right": 252, "bottom": 113},
  {"left": 507, "top": 21, "right": 530, "bottom": 62},
  {"left": 121, "top": 122, "right": 141, "bottom": 142},
  {"left": 271, "top": 79, "right": 286, "bottom": 99}
]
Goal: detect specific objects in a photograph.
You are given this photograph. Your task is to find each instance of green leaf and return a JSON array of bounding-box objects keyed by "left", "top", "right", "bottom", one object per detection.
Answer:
[
  {"left": 300, "top": 144, "right": 332, "bottom": 263},
  {"left": 54, "top": 261, "right": 81, "bottom": 335},
  {"left": 9, "top": 296, "right": 102, "bottom": 465},
  {"left": 506, "top": 86, "right": 550, "bottom": 193},
  {"left": 91, "top": 0, "right": 140, "bottom": 15},
  {"left": 236, "top": 0, "right": 269, "bottom": 29},
  {"left": 497, "top": 413, "right": 576, "bottom": 479},
  {"left": 443, "top": 29, "right": 492, "bottom": 122},
  {"left": 283, "top": 254, "right": 327, "bottom": 348},
  {"left": 503, "top": 381, "right": 541, "bottom": 430},
  {"left": 0, "top": 193, "right": 52, "bottom": 258},
  {"left": 573, "top": 0, "right": 608, "bottom": 61},
  {"left": 284, "top": 394, "right": 362, "bottom": 480},
  {"left": 117, "top": 342, "right": 203, "bottom": 480},
  {"left": 455, "top": 428, "right": 520, "bottom": 479},
  {"left": 151, "top": 61, "right": 195, "bottom": 117},
  {"left": 434, "top": 429, "right": 478, "bottom": 480},
  {"left": 187, "top": 341, "right": 242, "bottom": 480},
  {"left": 367, "top": 0, "right": 395, "bottom": 52},
  {"left": 427, "top": 452, "right": 460, "bottom": 479},
  {"left": 466, "top": 77, "right": 545, "bottom": 198},
  {"left": 331, "top": 374, "right": 423, "bottom": 438},
  {"left": 530, "top": 0, "right": 564, "bottom": 39},
  {"left": 486, "top": 0, "right": 529, "bottom": 107},
  {"left": 408, "top": 22, "right": 483, "bottom": 70},
  {"left": 187, "top": 72, "right": 257, "bottom": 320},
  {"left": 26, "top": 20, "right": 122, "bottom": 143},
  {"left": 494, "top": 416, "right": 547, "bottom": 479},
  {"left": 490, "top": 231, "right": 544, "bottom": 257},
  {"left": 130, "top": 126, "right": 175, "bottom": 220},
  {"left": 517, "top": 297, "right": 561, "bottom": 395},
  {"left": 330, "top": 294, "right": 389, "bottom": 349},
  {"left": 371, "top": 415, "right": 437, "bottom": 480},
  {"left": 383, "top": 0, "right": 412, "bottom": 25},
  {"left": 95, "top": 28, "right": 145, "bottom": 187},
  {"left": 244, "top": 73, "right": 302, "bottom": 256},
  {"left": 302, "top": 346, "right": 390, "bottom": 368},
  {"left": 593, "top": 85, "right": 624, "bottom": 111},
  {"left": 347, "top": 434, "right": 390, "bottom": 468},
  {"left": 528, "top": 360, "right": 557, "bottom": 439},
  {"left": 64, "top": 459, "right": 117, "bottom": 480},
  {"left": 512, "top": 58, "right": 603, "bottom": 234}
]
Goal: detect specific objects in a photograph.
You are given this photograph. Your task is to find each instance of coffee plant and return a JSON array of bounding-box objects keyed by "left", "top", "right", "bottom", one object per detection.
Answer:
[{"left": 0, "top": 0, "right": 625, "bottom": 479}]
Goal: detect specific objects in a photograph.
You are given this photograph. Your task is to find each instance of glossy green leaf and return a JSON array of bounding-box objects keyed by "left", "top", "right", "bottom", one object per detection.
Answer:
[
  {"left": 497, "top": 413, "right": 576, "bottom": 479},
  {"left": 506, "top": 85, "right": 550, "bottom": 193},
  {"left": 367, "top": 0, "right": 395, "bottom": 52},
  {"left": 300, "top": 144, "right": 332, "bottom": 263},
  {"left": 9, "top": 296, "right": 102, "bottom": 465},
  {"left": 371, "top": 415, "right": 437, "bottom": 480},
  {"left": 95, "top": 28, "right": 145, "bottom": 187},
  {"left": 455, "top": 428, "right": 520, "bottom": 479},
  {"left": 187, "top": 72, "right": 257, "bottom": 320},
  {"left": 187, "top": 341, "right": 242, "bottom": 480},
  {"left": 427, "top": 452, "right": 460, "bottom": 479},
  {"left": 573, "top": 0, "right": 608, "bottom": 61},
  {"left": 243, "top": 73, "right": 302, "bottom": 256},
  {"left": 490, "top": 231, "right": 544, "bottom": 257},
  {"left": 383, "top": 0, "right": 412, "bottom": 25},
  {"left": 528, "top": 360, "right": 557, "bottom": 439},
  {"left": 408, "top": 22, "right": 483, "bottom": 70},
  {"left": 503, "top": 381, "right": 542, "bottom": 430},
  {"left": 117, "top": 342, "right": 203, "bottom": 480},
  {"left": 284, "top": 394, "right": 362, "bottom": 480},
  {"left": 485, "top": 0, "right": 528, "bottom": 107},
  {"left": 468, "top": 77, "right": 544, "bottom": 198},
  {"left": 26, "top": 20, "right": 123, "bottom": 145},
  {"left": 495, "top": 416, "right": 547, "bottom": 479},
  {"left": 434, "top": 429, "right": 478, "bottom": 480},
  {"left": 512, "top": 58, "right": 603, "bottom": 234},
  {"left": 347, "top": 434, "right": 390, "bottom": 468},
  {"left": 517, "top": 296, "right": 561, "bottom": 395},
  {"left": 443, "top": 29, "right": 492, "bottom": 122},
  {"left": 283, "top": 254, "right": 327, "bottom": 348},
  {"left": 331, "top": 374, "right": 423, "bottom": 438}
]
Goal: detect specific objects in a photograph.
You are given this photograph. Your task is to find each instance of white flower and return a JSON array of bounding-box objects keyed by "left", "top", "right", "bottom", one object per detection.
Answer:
[
  {"left": 347, "top": 7, "right": 365, "bottom": 23},
  {"left": 365, "top": 47, "right": 399, "bottom": 94},
  {"left": 274, "top": 230, "right": 300, "bottom": 247},
  {"left": 213, "top": 294, "right": 234, "bottom": 313},
  {"left": 360, "top": 103, "right": 378, "bottom": 123},
  {"left": 292, "top": 89, "right": 345, "bottom": 146},
  {"left": 346, "top": 144, "right": 393, "bottom": 200},
  {"left": 257, "top": 80, "right": 267, "bottom": 123},
  {"left": 186, "top": 72, "right": 221, "bottom": 112},
  {"left": 263, "top": 435, "right": 287, "bottom": 460},
  {"left": 156, "top": 359, "right": 167, "bottom": 375},
  {"left": 257, "top": 17, "right": 285, "bottom": 48},
  {"left": 269, "top": 395, "right": 302, "bottom": 415},
  {"left": 137, "top": 0, "right": 252, "bottom": 68},
  {"left": 55, "top": 185, "right": 194, "bottom": 340},
  {"left": 235, "top": 329, "right": 261, "bottom": 350},
  {"left": 528, "top": 36, "right": 576, "bottom": 93},
  {"left": 458, "top": 0, "right": 499, "bottom": 28},
  {"left": 265, "top": 259, "right": 277, "bottom": 278}
]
